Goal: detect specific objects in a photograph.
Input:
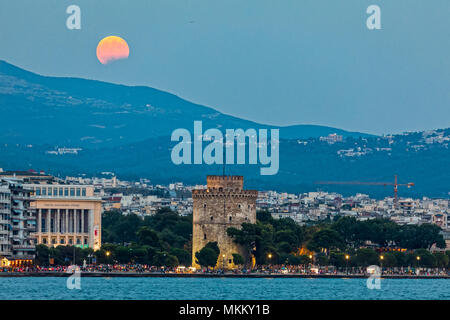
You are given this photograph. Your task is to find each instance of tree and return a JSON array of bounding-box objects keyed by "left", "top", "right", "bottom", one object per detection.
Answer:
[
  {"left": 315, "top": 253, "right": 329, "bottom": 266},
  {"left": 114, "top": 246, "right": 131, "bottom": 263},
  {"left": 227, "top": 222, "right": 275, "bottom": 266},
  {"left": 307, "top": 229, "right": 343, "bottom": 254},
  {"left": 382, "top": 252, "right": 397, "bottom": 268},
  {"left": 256, "top": 210, "right": 273, "bottom": 223},
  {"left": 332, "top": 217, "right": 359, "bottom": 247},
  {"left": 413, "top": 249, "right": 436, "bottom": 267},
  {"left": 137, "top": 226, "right": 160, "bottom": 247},
  {"left": 165, "top": 254, "right": 179, "bottom": 267},
  {"left": 170, "top": 248, "right": 191, "bottom": 266},
  {"left": 433, "top": 252, "right": 449, "bottom": 268},
  {"left": 195, "top": 242, "right": 220, "bottom": 269},
  {"left": 397, "top": 224, "right": 445, "bottom": 250},
  {"left": 354, "top": 248, "right": 378, "bottom": 267},
  {"left": 277, "top": 241, "right": 293, "bottom": 254},
  {"left": 392, "top": 251, "right": 407, "bottom": 267},
  {"left": 232, "top": 253, "right": 245, "bottom": 266},
  {"left": 329, "top": 252, "right": 346, "bottom": 268},
  {"left": 35, "top": 244, "right": 51, "bottom": 266}
]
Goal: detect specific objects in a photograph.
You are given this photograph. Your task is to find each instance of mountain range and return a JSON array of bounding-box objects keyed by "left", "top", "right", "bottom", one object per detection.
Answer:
[
  {"left": 0, "top": 60, "right": 448, "bottom": 198},
  {"left": 0, "top": 60, "right": 370, "bottom": 148}
]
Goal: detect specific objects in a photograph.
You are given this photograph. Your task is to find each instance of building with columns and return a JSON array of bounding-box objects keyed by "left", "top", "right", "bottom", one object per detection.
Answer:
[{"left": 26, "top": 184, "right": 102, "bottom": 250}]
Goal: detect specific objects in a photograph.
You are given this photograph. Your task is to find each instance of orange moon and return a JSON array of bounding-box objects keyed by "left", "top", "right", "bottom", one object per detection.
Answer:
[{"left": 96, "top": 36, "right": 129, "bottom": 64}]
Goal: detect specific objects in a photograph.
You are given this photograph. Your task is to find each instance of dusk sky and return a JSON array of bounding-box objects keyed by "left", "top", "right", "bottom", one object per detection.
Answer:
[{"left": 0, "top": 0, "right": 449, "bottom": 135}]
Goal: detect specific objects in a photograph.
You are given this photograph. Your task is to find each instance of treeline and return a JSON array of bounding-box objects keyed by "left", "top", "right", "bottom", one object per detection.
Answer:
[
  {"left": 36, "top": 208, "right": 192, "bottom": 267},
  {"left": 35, "top": 209, "right": 449, "bottom": 269},
  {"left": 226, "top": 211, "right": 448, "bottom": 268}
]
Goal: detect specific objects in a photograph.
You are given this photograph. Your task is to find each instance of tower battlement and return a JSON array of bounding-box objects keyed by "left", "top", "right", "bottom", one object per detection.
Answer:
[{"left": 206, "top": 175, "right": 244, "bottom": 190}]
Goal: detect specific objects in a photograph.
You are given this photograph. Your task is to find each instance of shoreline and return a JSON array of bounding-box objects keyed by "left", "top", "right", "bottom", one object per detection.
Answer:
[{"left": 1, "top": 272, "right": 449, "bottom": 279}]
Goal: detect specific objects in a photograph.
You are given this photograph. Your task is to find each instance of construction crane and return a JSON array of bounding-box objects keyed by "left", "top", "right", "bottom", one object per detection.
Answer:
[{"left": 315, "top": 175, "right": 414, "bottom": 208}]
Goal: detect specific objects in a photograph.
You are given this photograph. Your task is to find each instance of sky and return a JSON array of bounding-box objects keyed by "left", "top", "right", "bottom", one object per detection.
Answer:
[{"left": 0, "top": 0, "right": 449, "bottom": 135}]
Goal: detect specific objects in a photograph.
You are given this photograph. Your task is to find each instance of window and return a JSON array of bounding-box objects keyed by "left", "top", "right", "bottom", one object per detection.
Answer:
[
  {"left": 42, "top": 188, "right": 47, "bottom": 196},
  {"left": 210, "top": 216, "right": 214, "bottom": 221},
  {"left": 84, "top": 239, "right": 88, "bottom": 244},
  {"left": 228, "top": 259, "right": 232, "bottom": 264},
  {"left": 60, "top": 239, "right": 65, "bottom": 244},
  {"left": 204, "top": 233, "right": 207, "bottom": 240},
  {"left": 53, "top": 188, "right": 58, "bottom": 196},
  {"left": 70, "top": 188, "right": 75, "bottom": 197},
  {"left": 64, "top": 188, "right": 69, "bottom": 196},
  {"left": 229, "top": 216, "right": 232, "bottom": 222},
  {"left": 76, "top": 188, "right": 81, "bottom": 197},
  {"left": 82, "top": 188, "right": 86, "bottom": 197},
  {"left": 52, "top": 239, "right": 56, "bottom": 244},
  {"left": 59, "top": 188, "right": 63, "bottom": 196},
  {"left": 35, "top": 188, "right": 41, "bottom": 196}
]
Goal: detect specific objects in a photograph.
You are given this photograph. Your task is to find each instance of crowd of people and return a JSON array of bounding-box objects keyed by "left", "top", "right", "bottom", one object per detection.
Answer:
[{"left": 1, "top": 263, "right": 449, "bottom": 276}]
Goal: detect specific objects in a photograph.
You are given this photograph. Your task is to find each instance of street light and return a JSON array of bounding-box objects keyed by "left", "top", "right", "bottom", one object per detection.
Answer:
[
  {"left": 267, "top": 253, "right": 272, "bottom": 273},
  {"left": 379, "top": 255, "right": 384, "bottom": 275},
  {"left": 345, "top": 254, "right": 350, "bottom": 275},
  {"left": 222, "top": 254, "right": 226, "bottom": 271},
  {"left": 416, "top": 256, "right": 421, "bottom": 273}
]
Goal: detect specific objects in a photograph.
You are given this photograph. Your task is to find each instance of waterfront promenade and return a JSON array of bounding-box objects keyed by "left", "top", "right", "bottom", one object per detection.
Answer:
[{"left": 1, "top": 271, "right": 449, "bottom": 279}]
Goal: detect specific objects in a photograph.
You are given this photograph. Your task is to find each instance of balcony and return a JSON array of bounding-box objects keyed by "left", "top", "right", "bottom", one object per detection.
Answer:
[
  {"left": 11, "top": 254, "right": 35, "bottom": 260},
  {"left": 12, "top": 244, "right": 35, "bottom": 251}
]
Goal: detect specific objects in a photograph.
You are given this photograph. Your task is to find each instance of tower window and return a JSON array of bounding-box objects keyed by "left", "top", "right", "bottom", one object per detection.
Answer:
[
  {"left": 204, "top": 233, "right": 207, "bottom": 240},
  {"left": 229, "top": 216, "right": 232, "bottom": 222},
  {"left": 210, "top": 216, "right": 213, "bottom": 221}
]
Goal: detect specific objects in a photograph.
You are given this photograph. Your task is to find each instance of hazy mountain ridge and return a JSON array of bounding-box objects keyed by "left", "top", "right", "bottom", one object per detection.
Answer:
[
  {"left": 0, "top": 60, "right": 372, "bottom": 148},
  {"left": 0, "top": 61, "right": 448, "bottom": 197}
]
